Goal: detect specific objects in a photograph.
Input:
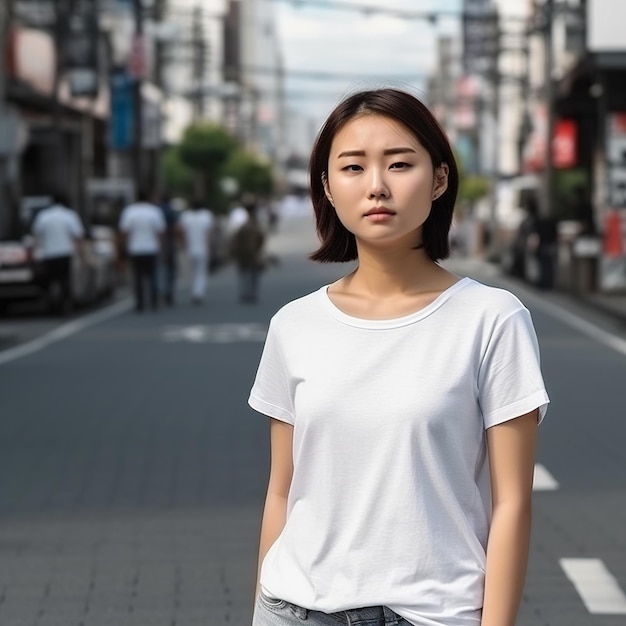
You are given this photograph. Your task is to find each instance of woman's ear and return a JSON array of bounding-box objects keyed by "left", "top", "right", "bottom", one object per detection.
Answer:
[
  {"left": 322, "top": 172, "right": 334, "bottom": 206},
  {"left": 432, "top": 163, "right": 449, "bottom": 201}
]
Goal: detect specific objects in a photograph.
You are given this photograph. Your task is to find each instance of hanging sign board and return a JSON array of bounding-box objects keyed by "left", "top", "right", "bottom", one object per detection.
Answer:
[{"left": 65, "top": 0, "right": 100, "bottom": 98}]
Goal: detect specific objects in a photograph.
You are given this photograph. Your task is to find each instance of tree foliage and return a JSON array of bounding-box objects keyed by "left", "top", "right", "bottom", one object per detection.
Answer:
[
  {"left": 459, "top": 175, "right": 491, "bottom": 205},
  {"left": 224, "top": 150, "right": 274, "bottom": 198},
  {"left": 178, "top": 123, "right": 239, "bottom": 172},
  {"left": 161, "top": 122, "right": 275, "bottom": 213}
]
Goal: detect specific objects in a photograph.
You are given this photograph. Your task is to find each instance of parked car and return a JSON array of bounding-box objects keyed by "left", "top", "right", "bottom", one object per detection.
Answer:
[{"left": 0, "top": 226, "right": 117, "bottom": 315}]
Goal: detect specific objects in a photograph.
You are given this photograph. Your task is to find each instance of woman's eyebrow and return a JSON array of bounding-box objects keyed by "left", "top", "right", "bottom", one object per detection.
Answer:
[{"left": 336, "top": 147, "right": 417, "bottom": 158}]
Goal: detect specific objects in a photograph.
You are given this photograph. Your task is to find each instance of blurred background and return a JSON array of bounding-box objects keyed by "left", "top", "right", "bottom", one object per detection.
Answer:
[
  {"left": 1, "top": 2, "right": 626, "bottom": 626},
  {"left": 1, "top": 0, "right": 626, "bottom": 307}
]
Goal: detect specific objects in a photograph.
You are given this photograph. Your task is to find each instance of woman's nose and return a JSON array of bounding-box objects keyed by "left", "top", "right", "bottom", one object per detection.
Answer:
[{"left": 367, "top": 171, "right": 389, "bottom": 199}]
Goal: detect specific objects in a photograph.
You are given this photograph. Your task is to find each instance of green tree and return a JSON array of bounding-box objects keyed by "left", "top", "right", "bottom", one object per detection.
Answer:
[
  {"left": 178, "top": 123, "right": 239, "bottom": 212},
  {"left": 224, "top": 150, "right": 275, "bottom": 199},
  {"left": 458, "top": 175, "right": 491, "bottom": 207},
  {"left": 553, "top": 169, "right": 588, "bottom": 220},
  {"left": 454, "top": 149, "right": 490, "bottom": 209}
]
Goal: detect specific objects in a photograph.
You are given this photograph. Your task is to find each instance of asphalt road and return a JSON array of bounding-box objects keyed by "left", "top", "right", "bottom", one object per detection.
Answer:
[{"left": 0, "top": 213, "right": 625, "bottom": 626}]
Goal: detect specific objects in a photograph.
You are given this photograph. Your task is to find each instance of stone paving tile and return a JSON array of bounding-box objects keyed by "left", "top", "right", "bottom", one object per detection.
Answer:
[
  {"left": 519, "top": 489, "right": 626, "bottom": 626},
  {"left": 0, "top": 506, "right": 259, "bottom": 626},
  {"left": 2, "top": 493, "right": 624, "bottom": 626}
]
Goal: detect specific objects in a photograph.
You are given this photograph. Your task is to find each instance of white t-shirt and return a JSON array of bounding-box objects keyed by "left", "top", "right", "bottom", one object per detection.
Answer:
[
  {"left": 118, "top": 202, "right": 165, "bottom": 255},
  {"left": 180, "top": 209, "right": 214, "bottom": 257},
  {"left": 227, "top": 206, "right": 248, "bottom": 234},
  {"left": 248, "top": 277, "right": 549, "bottom": 626},
  {"left": 32, "top": 205, "right": 84, "bottom": 259}
]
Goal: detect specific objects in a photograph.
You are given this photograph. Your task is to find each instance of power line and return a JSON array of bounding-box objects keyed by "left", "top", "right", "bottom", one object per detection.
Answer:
[
  {"left": 160, "top": 57, "right": 426, "bottom": 82},
  {"left": 265, "top": 0, "right": 453, "bottom": 21}
]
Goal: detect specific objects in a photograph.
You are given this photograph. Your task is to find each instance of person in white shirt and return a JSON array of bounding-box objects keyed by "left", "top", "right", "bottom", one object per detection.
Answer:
[
  {"left": 31, "top": 193, "right": 84, "bottom": 315},
  {"left": 179, "top": 201, "right": 214, "bottom": 304},
  {"left": 118, "top": 190, "right": 165, "bottom": 312},
  {"left": 226, "top": 202, "right": 249, "bottom": 235},
  {"left": 249, "top": 89, "right": 549, "bottom": 626}
]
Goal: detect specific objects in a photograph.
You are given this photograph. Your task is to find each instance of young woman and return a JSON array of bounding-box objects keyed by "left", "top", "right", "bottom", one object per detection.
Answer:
[{"left": 248, "top": 88, "right": 549, "bottom": 626}]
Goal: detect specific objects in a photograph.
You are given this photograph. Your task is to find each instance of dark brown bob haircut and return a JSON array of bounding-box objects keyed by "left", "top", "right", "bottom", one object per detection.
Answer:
[{"left": 309, "top": 88, "right": 459, "bottom": 263}]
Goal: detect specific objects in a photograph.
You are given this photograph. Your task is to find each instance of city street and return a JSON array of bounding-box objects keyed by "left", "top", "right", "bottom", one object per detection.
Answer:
[{"left": 1, "top": 214, "right": 626, "bottom": 626}]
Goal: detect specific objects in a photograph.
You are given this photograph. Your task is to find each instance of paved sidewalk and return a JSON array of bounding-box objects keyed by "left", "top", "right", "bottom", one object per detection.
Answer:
[
  {"left": 581, "top": 289, "right": 626, "bottom": 323},
  {"left": 0, "top": 507, "right": 259, "bottom": 626}
]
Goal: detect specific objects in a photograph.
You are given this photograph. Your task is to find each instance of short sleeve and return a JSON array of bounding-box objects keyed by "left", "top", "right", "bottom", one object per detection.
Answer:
[
  {"left": 31, "top": 213, "right": 42, "bottom": 235},
  {"left": 70, "top": 213, "right": 84, "bottom": 238},
  {"left": 118, "top": 208, "right": 129, "bottom": 232},
  {"left": 153, "top": 208, "right": 166, "bottom": 233},
  {"left": 478, "top": 308, "right": 549, "bottom": 429},
  {"left": 248, "top": 318, "right": 295, "bottom": 424}
]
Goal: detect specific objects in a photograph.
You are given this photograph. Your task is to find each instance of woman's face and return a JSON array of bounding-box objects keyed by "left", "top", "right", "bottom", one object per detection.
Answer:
[{"left": 324, "top": 114, "right": 448, "bottom": 251}]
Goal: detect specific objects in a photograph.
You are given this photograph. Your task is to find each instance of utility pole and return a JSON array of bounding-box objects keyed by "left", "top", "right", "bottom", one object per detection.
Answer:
[
  {"left": 52, "top": 0, "right": 74, "bottom": 198},
  {"left": 131, "top": 0, "right": 145, "bottom": 193},
  {"left": 542, "top": 0, "right": 555, "bottom": 217},
  {"left": 487, "top": 6, "right": 501, "bottom": 258},
  {"left": 0, "top": 0, "right": 20, "bottom": 239},
  {"left": 0, "top": 0, "right": 9, "bottom": 238},
  {"left": 191, "top": 5, "right": 206, "bottom": 119}
]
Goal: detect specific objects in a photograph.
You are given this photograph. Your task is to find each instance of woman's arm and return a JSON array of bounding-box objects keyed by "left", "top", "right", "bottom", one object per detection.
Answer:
[
  {"left": 255, "top": 418, "right": 294, "bottom": 596},
  {"left": 481, "top": 410, "right": 539, "bottom": 626}
]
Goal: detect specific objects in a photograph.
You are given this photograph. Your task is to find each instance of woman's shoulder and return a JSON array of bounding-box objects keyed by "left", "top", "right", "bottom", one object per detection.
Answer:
[
  {"left": 269, "top": 286, "right": 328, "bottom": 327},
  {"left": 456, "top": 277, "right": 529, "bottom": 319}
]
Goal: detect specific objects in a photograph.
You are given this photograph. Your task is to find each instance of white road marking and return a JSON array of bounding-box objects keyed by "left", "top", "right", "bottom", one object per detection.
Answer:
[
  {"left": 509, "top": 284, "right": 626, "bottom": 358},
  {"left": 162, "top": 323, "right": 268, "bottom": 343},
  {"left": 0, "top": 298, "right": 133, "bottom": 366},
  {"left": 560, "top": 558, "right": 626, "bottom": 614},
  {"left": 533, "top": 464, "right": 559, "bottom": 490}
]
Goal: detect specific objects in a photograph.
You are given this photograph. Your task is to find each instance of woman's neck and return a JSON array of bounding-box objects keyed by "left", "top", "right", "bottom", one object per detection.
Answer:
[{"left": 346, "top": 244, "right": 447, "bottom": 297}]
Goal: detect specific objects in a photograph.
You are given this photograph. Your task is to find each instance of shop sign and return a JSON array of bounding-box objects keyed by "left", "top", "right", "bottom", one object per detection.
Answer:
[
  {"left": 553, "top": 119, "right": 577, "bottom": 169},
  {"left": 587, "top": 0, "right": 626, "bottom": 52},
  {"left": 128, "top": 34, "right": 147, "bottom": 79},
  {"left": 600, "top": 113, "right": 626, "bottom": 290},
  {"left": 462, "top": 0, "right": 498, "bottom": 76},
  {"left": 110, "top": 71, "right": 134, "bottom": 150},
  {"left": 8, "top": 27, "right": 56, "bottom": 96},
  {"left": 599, "top": 208, "right": 626, "bottom": 290},
  {"left": 522, "top": 109, "right": 578, "bottom": 171},
  {"left": 65, "top": 0, "right": 100, "bottom": 98}
]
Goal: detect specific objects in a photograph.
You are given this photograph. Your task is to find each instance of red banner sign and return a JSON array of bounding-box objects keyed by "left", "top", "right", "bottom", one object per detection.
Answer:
[{"left": 553, "top": 119, "right": 577, "bottom": 169}]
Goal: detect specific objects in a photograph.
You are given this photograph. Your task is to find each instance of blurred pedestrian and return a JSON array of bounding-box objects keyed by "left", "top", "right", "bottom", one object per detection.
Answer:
[
  {"left": 118, "top": 189, "right": 165, "bottom": 312},
  {"left": 31, "top": 192, "right": 85, "bottom": 315},
  {"left": 229, "top": 193, "right": 265, "bottom": 303},
  {"left": 226, "top": 199, "right": 249, "bottom": 236},
  {"left": 159, "top": 193, "right": 180, "bottom": 306},
  {"left": 248, "top": 89, "right": 549, "bottom": 626},
  {"left": 522, "top": 196, "right": 558, "bottom": 290},
  {"left": 180, "top": 199, "right": 214, "bottom": 305},
  {"left": 572, "top": 185, "right": 595, "bottom": 235}
]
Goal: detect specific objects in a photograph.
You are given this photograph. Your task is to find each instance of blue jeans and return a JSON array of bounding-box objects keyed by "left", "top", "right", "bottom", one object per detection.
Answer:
[
  {"left": 238, "top": 267, "right": 261, "bottom": 302},
  {"left": 252, "top": 591, "right": 413, "bottom": 625}
]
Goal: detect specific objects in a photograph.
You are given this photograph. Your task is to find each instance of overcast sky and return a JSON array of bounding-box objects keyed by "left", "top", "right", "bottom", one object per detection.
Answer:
[{"left": 274, "top": 0, "right": 463, "bottom": 132}]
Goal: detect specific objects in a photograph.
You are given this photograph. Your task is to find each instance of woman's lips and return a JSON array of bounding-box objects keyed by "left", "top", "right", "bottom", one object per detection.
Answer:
[{"left": 364, "top": 208, "right": 395, "bottom": 222}]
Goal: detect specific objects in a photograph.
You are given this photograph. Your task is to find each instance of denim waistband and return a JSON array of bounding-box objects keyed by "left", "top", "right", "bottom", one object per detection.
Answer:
[{"left": 287, "top": 602, "right": 403, "bottom": 625}]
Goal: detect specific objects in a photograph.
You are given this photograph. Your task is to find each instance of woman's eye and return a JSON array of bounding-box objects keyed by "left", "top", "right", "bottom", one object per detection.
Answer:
[
  {"left": 342, "top": 164, "right": 362, "bottom": 172},
  {"left": 390, "top": 162, "right": 410, "bottom": 170}
]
